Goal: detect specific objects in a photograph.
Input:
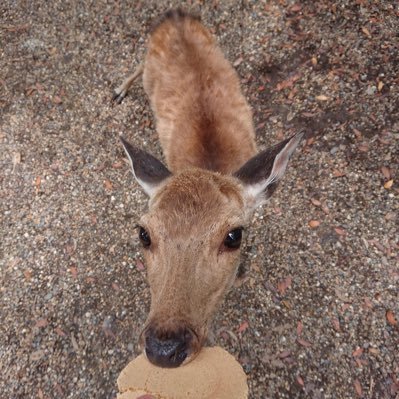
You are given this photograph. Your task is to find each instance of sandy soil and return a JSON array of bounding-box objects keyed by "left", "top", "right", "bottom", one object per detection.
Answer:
[{"left": 1, "top": 1, "right": 398, "bottom": 398}]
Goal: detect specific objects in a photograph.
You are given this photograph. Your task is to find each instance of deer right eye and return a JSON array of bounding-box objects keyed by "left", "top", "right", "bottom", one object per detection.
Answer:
[{"left": 138, "top": 227, "right": 151, "bottom": 248}]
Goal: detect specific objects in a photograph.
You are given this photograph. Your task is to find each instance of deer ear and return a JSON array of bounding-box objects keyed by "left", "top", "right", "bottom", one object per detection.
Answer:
[
  {"left": 234, "top": 133, "right": 303, "bottom": 210},
  {"left": 120, "top": 136, "right": 171, "bottom": 197}
]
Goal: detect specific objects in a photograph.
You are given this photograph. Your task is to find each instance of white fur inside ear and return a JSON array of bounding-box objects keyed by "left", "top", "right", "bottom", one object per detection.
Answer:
[
  {"left": 243, "top": 133, "right": 303, "bottom": 211},
  {"left": 122, "top": 144, "right": 160, "bottom": 197}
]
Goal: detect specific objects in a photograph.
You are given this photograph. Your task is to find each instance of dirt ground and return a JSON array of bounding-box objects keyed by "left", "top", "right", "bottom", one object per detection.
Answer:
[{"left": 1, "top": 1, "right": 398, "bottom": 398}]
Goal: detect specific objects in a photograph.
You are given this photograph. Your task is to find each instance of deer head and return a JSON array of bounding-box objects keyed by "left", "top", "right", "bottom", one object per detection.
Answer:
[{"left": 120, "top": 133, "right": 302, "bottom": 367}]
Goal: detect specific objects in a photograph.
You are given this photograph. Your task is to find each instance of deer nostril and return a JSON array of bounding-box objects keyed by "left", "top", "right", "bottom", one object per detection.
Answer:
[{"left": 145, "top": 328, "right": 193, "bottom": 368}]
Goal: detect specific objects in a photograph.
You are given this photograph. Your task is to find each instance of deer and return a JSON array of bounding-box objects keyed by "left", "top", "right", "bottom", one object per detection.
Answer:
[{"left": 113, "top": 9, "right": 303, "bottom": 368}]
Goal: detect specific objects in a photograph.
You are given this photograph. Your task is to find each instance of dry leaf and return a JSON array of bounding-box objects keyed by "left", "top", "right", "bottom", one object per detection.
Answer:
[
  {"left": 352, "top": 347, "right": 363, "bottom": 357},
  {"left": 112, "top": 282, "right": 120, "bottom": 291},
  {"left": 35, "top": 176, "right": 41, "bottom": 193},
  {"left": 315, "top": 95, "right": 329, "bottom": 101},
  {"left": 334, "top": 227, "right": 346, "bottom": 236},
  {"left": 378, "top": 81, "right": 384, "bottom": 91},
  {"left": 311, "top": 56, "right": 317, "bottom": 66},
  {"left": 333, "top": 169, "right": 346, "bottom": 177},
  {"left": 386, "top": 310, "right": 398, "bottom": 326},
  {"left": 310, "top": 198, "right": 321, "bottom": 206},
  {"left": 104, "top": 179, "right": 113, "bottom": 191},
  {"left": 309, "top": 220, "right": 320, "bottom": 228},
  {"left": 35, "top": 318, "right": 48, "bottom": 328},
  {"left": 53, "top": 96, "right": 62, "bottom": 104},
  {"left": 55, "top": 327, "right": 66, "bottom": 337},
  {"left": 297, "top": 375, "right": 305, "bottom": 386},
  {"left": 277, "top": 276, "right": 292, "bottom": 295},
  {"left": 354, "top": 379, "right": 362, "bottom": 397},
  {"left": 233, "top": 57, "right": 243, "bottom": 67},
  {"left": 332, "top": 318, "right": 341, "bottom": 332},
  {"left": 136, "top": 259, "right": 145, "bottom": 271},
  {"left": 381, "top": 166, "right": 391, "bottom": 180},
  {"left": 30, "top": 350, "right": 45, "bottom": 361},
  {"left": 24, "top": 270, "right": 32, "bottom": 281},
  {"left": 369, "top": 348, "right": 379, "bottom": 355},
  {"left": 361, "top": 26, "right": 371, "bottom": 37},
  {"left": 384, "top": 179, "right": 393, "bottom": 189},
  {"left": 238, "top": 320, "right": 249, "bottom": 333},
  {"left": 352, "top": 128, "right": 362, "bottom": 138},
  {"left": 297, "top": 338, "right": 312, "bottom": 347},
  {"left": 279, "top": 350, "right": 291, "bottom": 358},
  {"left": 69, "top": 266, "right": 78, "bottom": 279},
  {"left": 297, "top": 320, "right": 303, "bottom": 336}
]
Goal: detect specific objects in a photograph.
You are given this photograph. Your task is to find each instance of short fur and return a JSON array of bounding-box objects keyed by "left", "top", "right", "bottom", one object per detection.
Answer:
[{"left": 115, "top": 10, "right": 303, "bottom": 367}]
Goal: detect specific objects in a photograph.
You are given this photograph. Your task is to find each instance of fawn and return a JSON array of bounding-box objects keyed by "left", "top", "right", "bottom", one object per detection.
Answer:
[{"left": 113, "top": 9, "right": 303, "bottom": 368}]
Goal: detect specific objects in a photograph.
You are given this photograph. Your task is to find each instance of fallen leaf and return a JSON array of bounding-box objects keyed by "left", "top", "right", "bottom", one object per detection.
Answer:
[
  {"left": 334, "top": 227, "right": 346, "bottom": 236},
  {"left": 55, "top": 327, "right": 66, "bottom": 337},
  {"left": 354, "top": 379, "right": 362, "bottom": 397},
  {"left": 310, "top": 198, "right": 321, "bottom": 206},
  {"left": 238, "top": 320, "right": 249, "bottom": 333},
  {"left": 369, "top": 348, "right": 379, "bottom": 355},
  {"left": 358, "top": 143, "right": 369, "bottom": 152},
  {"left": 277, "top": 276, "right": 292, "bottom": 296},
  {"left": 315, "top": 95, "right": 329, "bottom": 101},
  {"left": 297, "top": 320, "right": 303, "bottom": 336},
  {"left": 384, "top": 179, "right": 393, "bottom": 189},
  {"left": 378, "top": 81, "right": 384, "bottom": 91},
  {"left": 276, "top": 73, "right": 301, "bottom": 91},
  {"left": 352, "top": 128, "right": 362, "bottom": 138},
  {"left": 297, "top": 375, "right": 305, "bottom": 386},
  {"left": 297, "top": 338, "right": 312, "bottom": 347},
  {"left": 104, "top": 179, "right": 113, "bottom": 191},
  {"left": 381, "top": 166, "right": 391, "bottom": 180},
  {"left": 69, "top": 266, "right": 78, "bottom": 279},
  {"left": 35, "top": 318, "right": 48, "bottom": 328},
  {"left": 333, "top": 169, "right": 346, "bottom": 177},
  {"left": 352, "top": 347, "right": 363, "bottom": 357},
  {"left": 233, "top": 57, "right": 243, "bottom": 67},
  {"left": 53, "top": 96, "right": 62, "bottom": 104},
  {"left": 23, "top": 270, "right": 32, "bottom": 281},
  {"left": 385, "top": 212, "right": 395, "bottom": 221},
  {"left": 361, "top": 26, "right": 371, "bottom": 37},
  {"left": 290, "top": 4, "right": 302, "bottom": 12},
  {"left": 308, "top": 220, "right": 320, "bottom": 228},
  {"left": 12, "top": 152, "right": 21, "bottom": 170},
  {"left": 30, "top": 350, "right": 45, "bottom": 361},
  {"left": 386, "top": 310, "right": 397, "bottom": 326},
  {"left": 112, "top": 161, "right": 123, "bottom": 169},
  {"left": 136, "top": 259, "right": 145, "bottom": 271},
  {"left": 112, "top": 282, "right": 120, "bottom": 291},
  {"left": 279, "top": 350, "right": 291, "bottom": 358},
  {"left": 332, "top": 318, "right": 341, "bottom": 332},
  {"left": 35, "top": 176, "right": 41, "bottom": 193}
]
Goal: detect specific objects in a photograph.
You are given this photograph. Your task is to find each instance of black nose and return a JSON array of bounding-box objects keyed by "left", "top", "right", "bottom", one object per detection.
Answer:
[{"left": 145, "top": 328, "right": 192, "bottom": 368}]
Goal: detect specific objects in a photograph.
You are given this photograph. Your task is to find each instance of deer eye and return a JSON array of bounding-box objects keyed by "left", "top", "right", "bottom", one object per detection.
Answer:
[
  {"left": 223, "top": 228, "right": 243, "bottom": 250},
  {"left": 138, "top": 227, "right": 151, "bottom": 248}
]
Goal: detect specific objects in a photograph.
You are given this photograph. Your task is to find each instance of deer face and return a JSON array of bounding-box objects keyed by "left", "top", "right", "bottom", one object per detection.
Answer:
[{"left": 120, "top": 133, "right": 302, "bottom": 367}]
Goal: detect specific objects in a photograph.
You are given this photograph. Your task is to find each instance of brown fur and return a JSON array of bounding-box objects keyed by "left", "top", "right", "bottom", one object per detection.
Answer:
[
  {"left": 143, "top": 12, "right": 257, "bottom": 174},
  {"left": 115, "top": 11, "right": 302, "bottom": 366}
]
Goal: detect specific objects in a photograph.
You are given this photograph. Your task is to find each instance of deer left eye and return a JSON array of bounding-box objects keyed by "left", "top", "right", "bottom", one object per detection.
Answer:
[
  {"left": 138, "top": 227, "right": 151, "bottom": 248},
  {"left": 223, "top": 228, "right": 243, "bottom": 250}
]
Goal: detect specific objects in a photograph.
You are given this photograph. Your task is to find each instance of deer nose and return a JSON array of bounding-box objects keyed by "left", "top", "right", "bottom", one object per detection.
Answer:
[{"left": 145, "top": 327, "right": 192, "bottom": 368}]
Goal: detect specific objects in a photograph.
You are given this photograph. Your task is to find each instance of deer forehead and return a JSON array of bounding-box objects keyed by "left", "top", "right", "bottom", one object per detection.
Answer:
[{"left": 144, "top": 169, "right": 246, "bottom": 232}]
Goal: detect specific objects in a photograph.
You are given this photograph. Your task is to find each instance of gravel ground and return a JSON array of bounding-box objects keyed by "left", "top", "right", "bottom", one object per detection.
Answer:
[{"left": 1, "top": 1, "right": 398, "bottom": 398}]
